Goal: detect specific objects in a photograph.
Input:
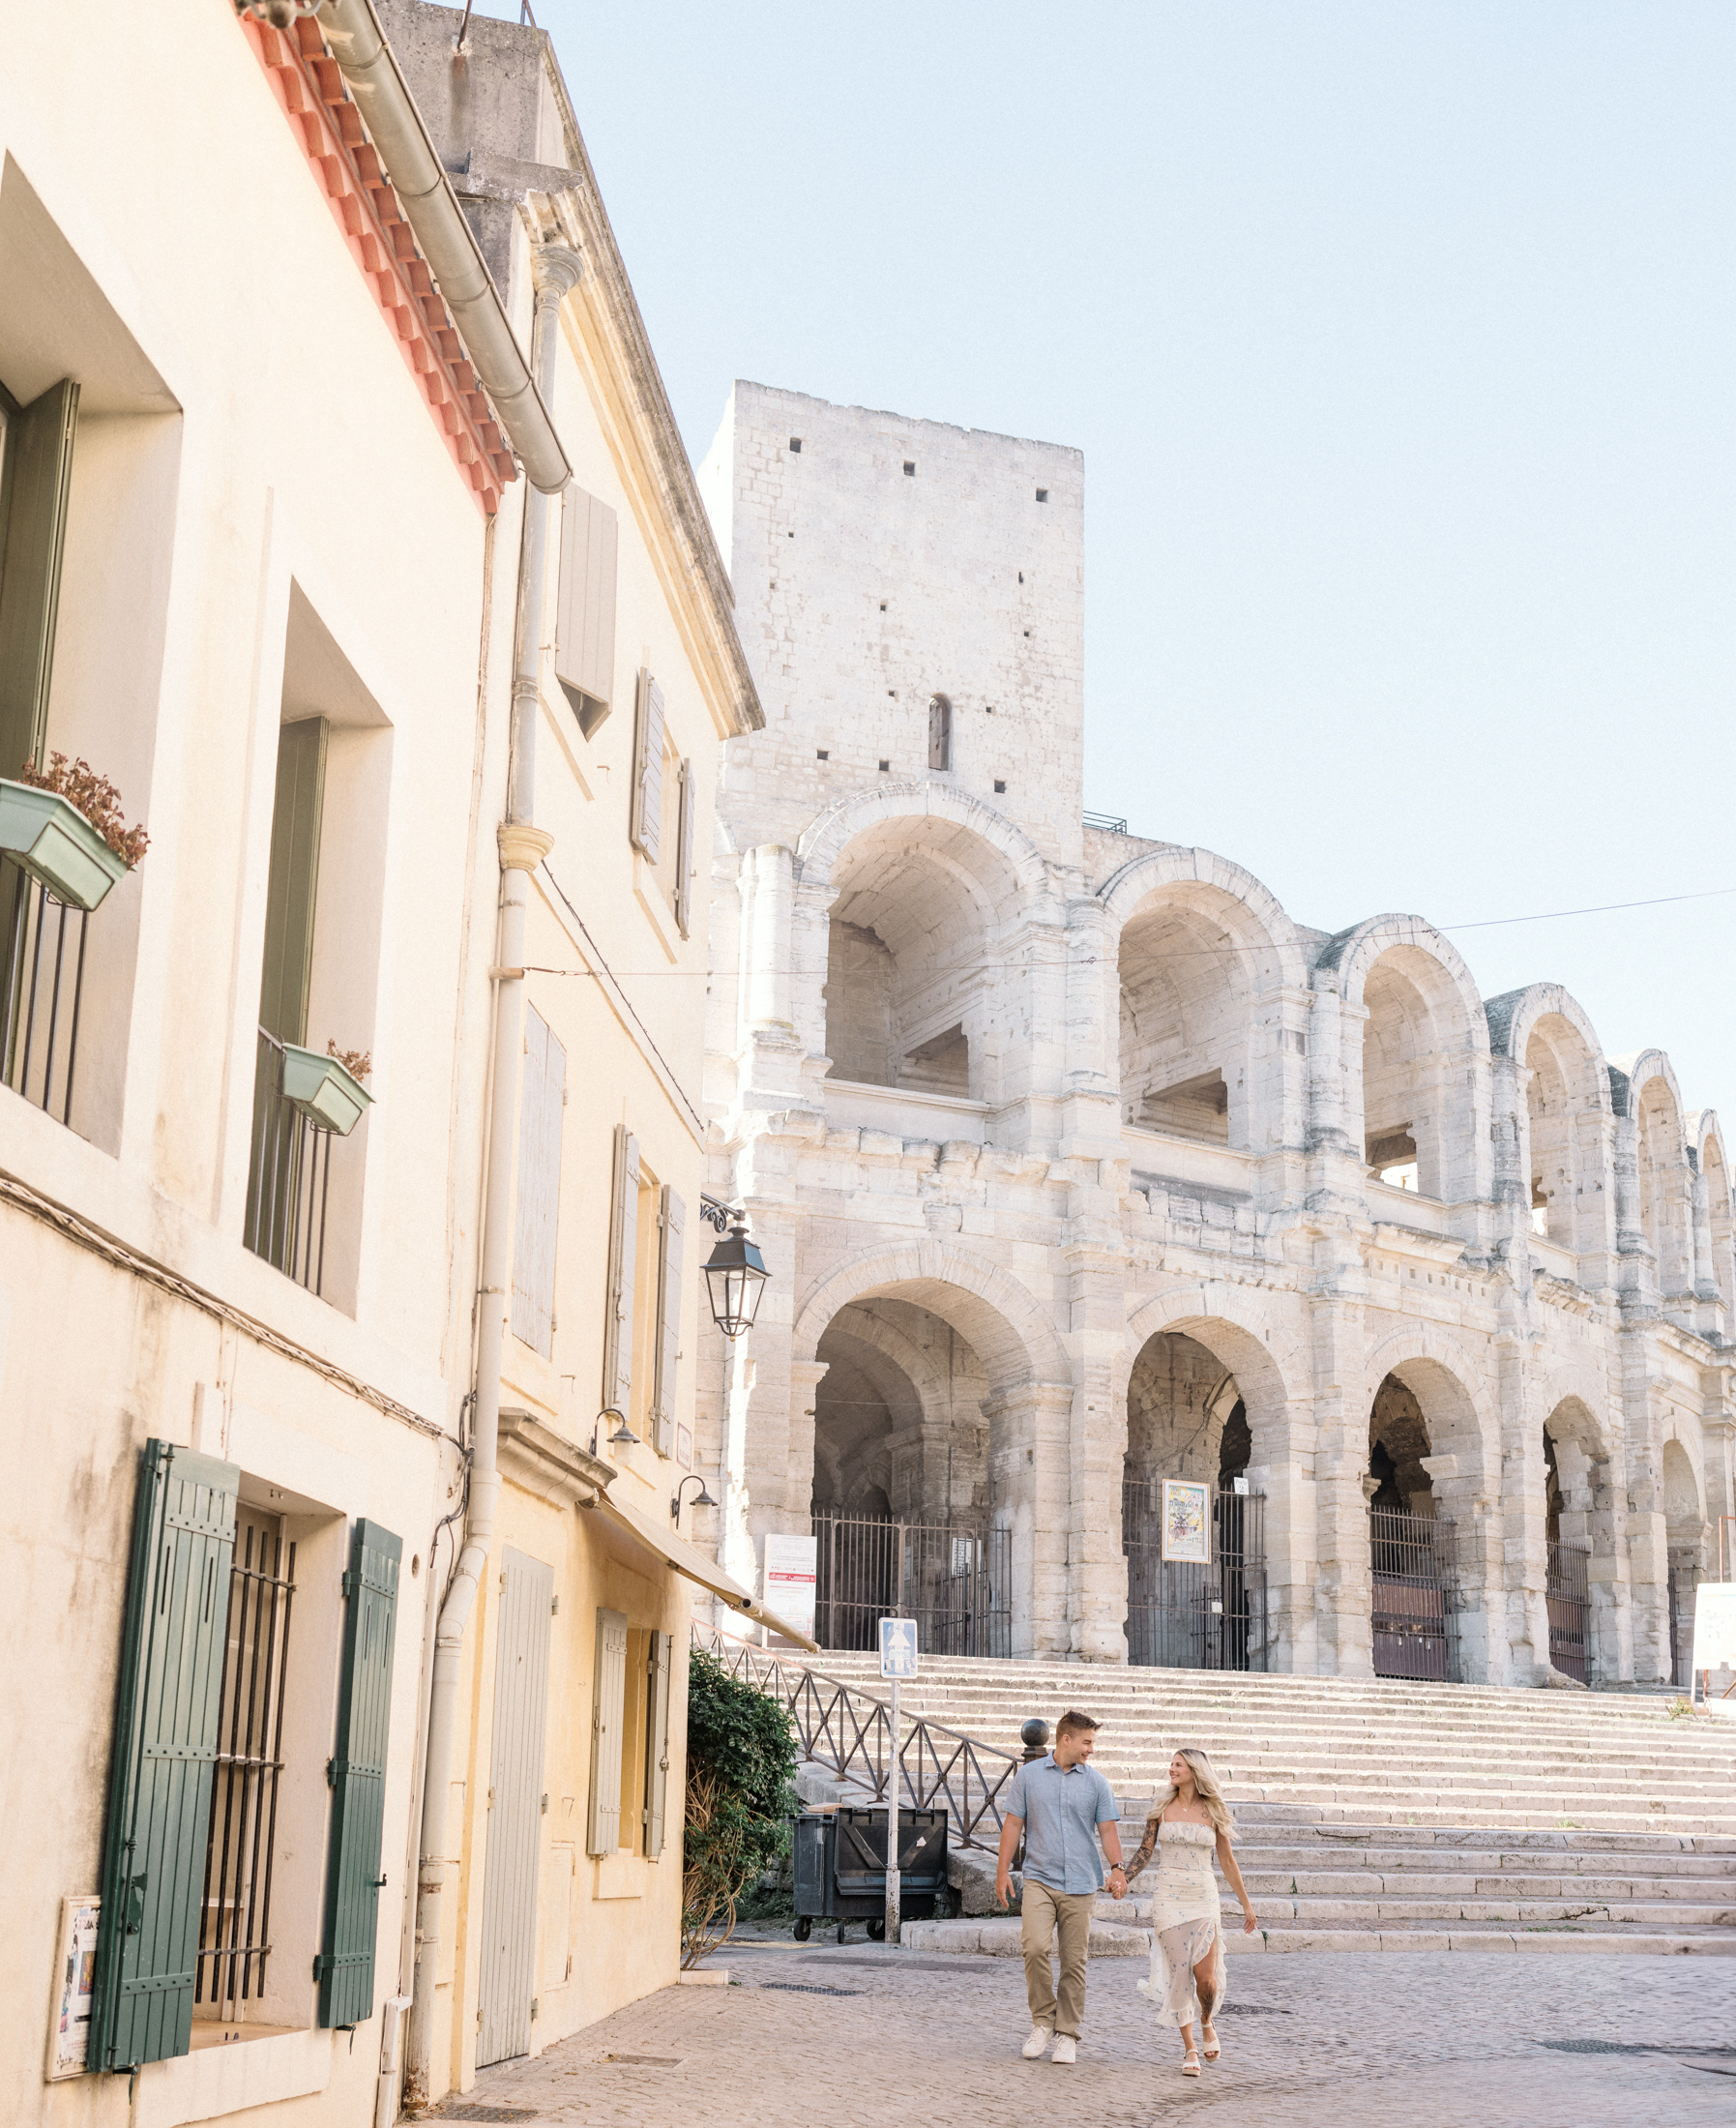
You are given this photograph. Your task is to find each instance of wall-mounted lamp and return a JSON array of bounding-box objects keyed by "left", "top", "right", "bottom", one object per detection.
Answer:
[
  {"left": 671, "top": 1473, "right": 717, "bottom": 1524},
  {"left": 590, "top": 1404, "right": 640, "bottom": 1455},
  {"left": 699, "top": 1196, "right": 770, "bottom": 1339}
]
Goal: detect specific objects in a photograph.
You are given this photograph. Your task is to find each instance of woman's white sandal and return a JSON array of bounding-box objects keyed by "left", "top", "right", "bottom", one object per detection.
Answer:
[
  {"left": 1201, "top": 2022, "right": 1221, "bottom": 2062},
  {"left": 1181, "top": 2050, "right": 1201, "bottom": 2078}
]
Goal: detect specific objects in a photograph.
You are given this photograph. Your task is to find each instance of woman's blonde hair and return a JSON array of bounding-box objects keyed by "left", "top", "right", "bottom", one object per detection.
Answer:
[{"left": 1159, "top": 1747, "right": 1234, "bottom": 1836}]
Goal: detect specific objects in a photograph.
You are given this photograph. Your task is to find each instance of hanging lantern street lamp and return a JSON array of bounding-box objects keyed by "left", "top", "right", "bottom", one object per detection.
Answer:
[{"left": 700, "top": 1196, "right": 770, "bottom": 1339}]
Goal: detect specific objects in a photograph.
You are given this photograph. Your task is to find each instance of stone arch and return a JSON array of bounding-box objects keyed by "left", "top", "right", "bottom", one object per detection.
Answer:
[
  {"left": 1611, "top": 1049, "right": 1693, "bottom": 1298},
  {"left": 1099, "top": 850, "right": 1310, "bottom": 1155},
  {"left": 812, "top": 1299, "right": 991, "bottom": 1522},
  {"left": 1317, "top": 916, "right": 1489, "bottom": 1204},
  {"left": 1361, "top": 1321, "right": 1499, "bottom": 1679},
  {"left": 796, "top": 790, "right": 1050, "bottom": 1104},
  {"left": 1119, "top": 1286, "right": 1303, "bottom": 1453},
  {"left": 1691, "top": 1108, "right": 1735, "bottom": 1315},
  {"left": 1486, "top": 983, "right": 1614, "bottom": 1256}
]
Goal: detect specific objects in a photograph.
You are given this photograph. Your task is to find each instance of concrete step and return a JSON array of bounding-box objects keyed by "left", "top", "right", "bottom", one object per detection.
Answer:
[{"left": 899, "top": 1916, "right": 1736, "bottom": 1958}]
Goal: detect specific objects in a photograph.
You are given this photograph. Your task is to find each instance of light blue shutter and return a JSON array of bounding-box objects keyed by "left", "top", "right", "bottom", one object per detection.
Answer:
[
  {"left": 512, "top": 1006, "right": 565, "bottom": 1357},
  {"left": 632, "top": 671, "right": 665, "bottom": 861},
  {"left": 653, "top": 1186, "right": 685, "bottom": 1458},
  {"left": 586, "top": 1610, "right": 629, "bottom": 1855},
  {"left": 477, "top": 1550, "right": 553, "bottom": 2068},
  {"left": 91, "top": 1441, "right": 238, "bottom": 2071},
  {"left": 602, "top": 1126, "right": 639, "bottom": 1414},
  {"left": 315, "top": 1520, "right": 401, "bottom": 2027}
]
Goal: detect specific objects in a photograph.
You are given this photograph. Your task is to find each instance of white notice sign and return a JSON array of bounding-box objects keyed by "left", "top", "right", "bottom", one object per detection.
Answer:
[
  {"left": 1692, "top": 1581, "right": 1736, "bottom": 1678},
  {"left": 763, "top": 1533, "right": 817, "bottom": 1642},
  {"left": 879, "top": 1615, "right": 919, "bottom": 1680},
  {"left": 45, "top": 1895, "right": 100, "bottom": 2081}
]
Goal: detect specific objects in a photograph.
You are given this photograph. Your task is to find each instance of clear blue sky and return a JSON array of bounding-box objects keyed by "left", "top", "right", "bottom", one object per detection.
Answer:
[{"left": 483, "top": 1, "right": 1735, "bottom": 1122}]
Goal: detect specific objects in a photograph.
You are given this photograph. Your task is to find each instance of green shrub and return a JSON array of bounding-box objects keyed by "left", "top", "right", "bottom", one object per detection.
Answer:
[{"left": 681, "top": 1649, "right": 798, "bottom": 1965}]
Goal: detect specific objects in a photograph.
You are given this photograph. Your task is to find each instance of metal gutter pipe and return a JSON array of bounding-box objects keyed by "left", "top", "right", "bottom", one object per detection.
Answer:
[
  {"left": 321, "top": 0, "right": 573, "bottom": 496},
  {"left": 401, "top": 246, "right": 578, "bottom": 2113}
]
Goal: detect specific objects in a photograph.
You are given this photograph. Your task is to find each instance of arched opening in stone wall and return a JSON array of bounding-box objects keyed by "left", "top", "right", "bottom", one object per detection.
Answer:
[
  {"left": 820, "top": 814, "right": 1019, "bottom": 1103},
  {"left": 1122, "top": 1330, "right": 1262, "bottom": 1670},
  {"left": 1524, "top": 1013, "right": 1607, "bottom": 1254},
  {"left": 1662, "top": 1435, "right": 1705, "bottom": 1688},
  {"left": 1360, "top": 945, "right": 1477, "bottom": 1201},
  {"left": 1541, "top": 1397, "right": 1613, "bottom": 1685},
  {"left": 812, "top": 1302, "right": 990, "bottom": 1523},
  {"left": 1117, "top": 884, "right": 1273, "bottom": 1149},
  {"left": 1364, "top": 1361, "right": 1490, "bottom": 1681},
  {"left": 1636, "top": 1076, "right": 1692, "bottom": 1298},
  {"left": 1702, "top": 1131, "right": 1733, "bottom": 1316}
]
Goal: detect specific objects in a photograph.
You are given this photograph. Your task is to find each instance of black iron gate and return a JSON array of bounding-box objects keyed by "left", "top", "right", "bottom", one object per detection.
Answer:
[
  {"left": 1370, "top": 1507, "right": 1459, "bottom": 1681},
  {"left": 811, "top": 1515, "right": 1011, "bottom": 1658},
  {"left": 1668, "top": 1564, "right": 1695, "bottom": 1688},
  {"left": 1123, "top": 1484, "right": 1269, "bottom": 1671},
  {"left": 1546, "top": 1540, "right": 1591, "bottom": 1683}
]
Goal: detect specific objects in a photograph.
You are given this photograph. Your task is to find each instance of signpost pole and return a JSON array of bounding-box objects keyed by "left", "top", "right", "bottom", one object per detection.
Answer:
[{"left": 885, "top": 1672, "right": 901, "bottom": 1946}]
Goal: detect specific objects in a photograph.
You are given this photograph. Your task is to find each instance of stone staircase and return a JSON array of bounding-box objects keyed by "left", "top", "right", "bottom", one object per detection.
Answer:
[{"left": 799, "top": 1654, "right": 1736, "bottom": 1957}]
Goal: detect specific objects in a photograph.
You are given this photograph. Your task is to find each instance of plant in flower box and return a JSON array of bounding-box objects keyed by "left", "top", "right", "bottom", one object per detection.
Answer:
[
  {"left": 0, "top": 754, "right": 150, "bottom": 912},
  {"left": 280, "top": 1040, "right": 373, "bottom": 1137}
]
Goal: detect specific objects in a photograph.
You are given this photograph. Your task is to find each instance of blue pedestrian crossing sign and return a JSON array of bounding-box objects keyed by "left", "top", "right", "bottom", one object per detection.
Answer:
[{"left": 879, "top": 1615, "right": 919, "bottom": 1679}]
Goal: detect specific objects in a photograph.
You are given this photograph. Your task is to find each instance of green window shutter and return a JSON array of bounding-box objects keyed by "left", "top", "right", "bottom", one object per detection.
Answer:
[
  {"left": 258, "top": 717, "right": 328, "bottom": 1045},
  {"left": 0, "top": 377, "right": 79, "bottom": 780},
  {"left": 90, "top": 1440, "right": 239, "bottom": 2073},
  {"left": 642, "top": 1631, "right": 673, "bottom": 1860},
  {"left": 315, "top": 1518, "right": 401, "bottom": 2028}
]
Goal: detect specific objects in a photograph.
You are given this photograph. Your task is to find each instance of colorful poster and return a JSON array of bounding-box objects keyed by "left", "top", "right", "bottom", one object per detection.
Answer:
[
  {"left": 879, "top": 1614, "right": 919, "bottom": 1680},
  {"left": 1161, "top": 1479, "right": 1211, "bottom": 1564},
  {"left": 46, "top": 1895, "right": 101, "bottom": 2081}
]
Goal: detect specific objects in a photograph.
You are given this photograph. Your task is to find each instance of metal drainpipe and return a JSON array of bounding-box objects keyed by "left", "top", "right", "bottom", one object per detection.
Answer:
[{"left": 402, "top": 242, "right": 580, "bottom": 2115}]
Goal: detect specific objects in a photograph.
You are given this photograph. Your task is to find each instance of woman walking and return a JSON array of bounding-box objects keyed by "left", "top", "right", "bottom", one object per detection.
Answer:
[{"left": 1123, "top": 1748, "right": 1257, "bottom": 2077}]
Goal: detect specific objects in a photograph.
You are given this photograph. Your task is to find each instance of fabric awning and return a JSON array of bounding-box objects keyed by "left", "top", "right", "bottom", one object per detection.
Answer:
[{"left": 593, "top": 1486, "right": 820, "bottom": 1653}]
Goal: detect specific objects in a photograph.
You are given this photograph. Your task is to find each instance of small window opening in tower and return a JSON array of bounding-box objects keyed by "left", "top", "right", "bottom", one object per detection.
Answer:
[
  {"left": 993, "top": 780, "right": 1006, "bottom": 794},
  {"left": 880, "top": 601, "right": 888, "bottom": 611},
  {"left": 1368, "top": 1128, "right": 1420, "bottom": 1193},
  {"left": 1531, "top": 1178, "right": 1549, "bottom": 1236},
  {"left": 927, "top": 695, "right": 953, "bottom": 772},
  {"left": 789, "top": 436, "right": 802, "bottom": 452},
  {"left": 903, "top": 460, "right": 916, "bottom": 476},
  {"left": 816, "top": 750, "right": 829, "bottom": 760},
  {"left": 1036, "top": 488, "right": 1048, "bottom": 502},
  {"left": 878, "top": 760, "right": 891, "bottom": 773}
]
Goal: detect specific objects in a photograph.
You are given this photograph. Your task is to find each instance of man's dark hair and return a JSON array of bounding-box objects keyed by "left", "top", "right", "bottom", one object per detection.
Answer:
[{"left": 1055, "top": 1709, "right": 1101, "bottom": 1738}]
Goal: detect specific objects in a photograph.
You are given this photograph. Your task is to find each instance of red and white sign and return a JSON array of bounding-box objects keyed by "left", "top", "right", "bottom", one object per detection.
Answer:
[{"left": 763, "top": 1533, "right": 817, "bottom": 1641}]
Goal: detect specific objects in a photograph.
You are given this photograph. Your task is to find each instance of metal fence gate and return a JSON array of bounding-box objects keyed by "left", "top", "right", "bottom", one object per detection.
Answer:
[
  {"left": 1369, "top": 1507, "right": 1459, "bottom": 1681},
  {"left": 1668, "top": 1564, "right": 1695, "bottom": 1688},
  {"left": 1546, "top": 1540, "right": 1591, "bottom": 1683},
  {"left": 1123, "top": 1484, "right": 1269, "bottom": 1671},
  {"left": 811, "top": 1516, "right": 1011, "bottom": 1658}
]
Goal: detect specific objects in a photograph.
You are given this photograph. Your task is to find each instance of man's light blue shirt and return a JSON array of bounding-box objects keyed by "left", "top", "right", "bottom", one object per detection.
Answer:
[{"left": 1005, "top": 1752, "right": 1119, "bottom": 1894}]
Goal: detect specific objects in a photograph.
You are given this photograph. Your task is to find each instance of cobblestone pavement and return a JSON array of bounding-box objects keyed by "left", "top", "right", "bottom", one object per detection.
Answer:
[{"left": 453, "top": 1943, "right": 1735, "bottom": 2128}]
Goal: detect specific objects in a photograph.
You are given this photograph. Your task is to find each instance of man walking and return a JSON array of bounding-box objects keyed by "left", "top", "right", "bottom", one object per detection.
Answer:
[{"left": 995, "top": 1710, "right": 1126, "bottom": 2064}]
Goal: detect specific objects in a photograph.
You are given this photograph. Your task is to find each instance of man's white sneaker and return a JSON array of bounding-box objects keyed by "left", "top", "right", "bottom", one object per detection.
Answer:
[
  {"left": 1020, "top": 2026, "right": 1053, "bottom": 2059},
  {"left": 1051, "top": 2036, "right": 1077, "bottom": 2065}
]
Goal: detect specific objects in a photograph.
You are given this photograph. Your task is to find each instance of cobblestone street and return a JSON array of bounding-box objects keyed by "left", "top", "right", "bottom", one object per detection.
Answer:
[{"left": 451, "top": 1944, "right": 1735, "bottom": 2128}]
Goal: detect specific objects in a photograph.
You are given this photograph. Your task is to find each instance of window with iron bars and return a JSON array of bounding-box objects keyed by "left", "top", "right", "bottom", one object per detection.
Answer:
[{"left": 195, "top": 1508, "right": 296, "bottom": 2024}]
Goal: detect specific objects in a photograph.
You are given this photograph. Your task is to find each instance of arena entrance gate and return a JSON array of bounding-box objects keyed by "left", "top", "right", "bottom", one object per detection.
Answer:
[
  {"left": 811, "top": 1514, "right": 1011, "bottom": 1658},
  {"left": 1123, "top": 1482, "right": 1270, "bottom": 1671}
]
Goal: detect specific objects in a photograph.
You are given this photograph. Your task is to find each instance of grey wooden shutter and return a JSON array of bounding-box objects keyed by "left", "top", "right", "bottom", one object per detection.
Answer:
[
  {"left": 315, "top": 1519, "right": 401, "bottom": 2029},
  {"left": 602, "top": 1125, "right": 639, "bottom": 1414},
  {"left": 643, "top": 1631, "right": 673, "bottom": 1860},
  {"left": 257, "top": 718, "right": 328, "bottom": 1045},
  {"left": 512, "top": 1006, "right": 566, "bottom": 1358},
  {"left": 0, "top": 377, "right": 78, "bottom": 779},
  {"left": 653, "top": 1186, "right": 685, "bottom": 1458},
  {"left": 586, "top": 1609, "right": 629, "bottom": 1855},
  {"left": 478, "top": 1549, "right": 553, "bottom": 2067},
  {"left": 631, "top": 671, "right": 665, "bottom": 862},
  {"left": 672, "top": 759, "right": 695, "bottom": 938},
  {"left": 554, "top": 486, "right": 618, "bottom": 735},
  {"left": 91, "top": 1440, "right": 238, "bottom": 2072}
]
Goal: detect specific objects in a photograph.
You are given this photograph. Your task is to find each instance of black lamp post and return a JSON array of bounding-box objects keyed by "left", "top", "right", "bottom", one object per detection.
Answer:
[
  {"left": 671, "top": 1472, "right": 717, "bottom": 1524},
  {"left": 700, "top": 1197, "right": 770, "bottom": 1339}
]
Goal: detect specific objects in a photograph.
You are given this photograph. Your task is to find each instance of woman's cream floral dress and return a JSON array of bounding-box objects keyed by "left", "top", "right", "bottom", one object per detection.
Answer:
[{"left": 1126, "top": 1816, "right": 1225, "bottom": 2028}]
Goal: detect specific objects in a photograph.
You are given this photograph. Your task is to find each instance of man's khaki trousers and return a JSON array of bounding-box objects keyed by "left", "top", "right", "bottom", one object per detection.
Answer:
[{"left": 1020, "top": 1881, "right": 1095, "bottom": 2038}]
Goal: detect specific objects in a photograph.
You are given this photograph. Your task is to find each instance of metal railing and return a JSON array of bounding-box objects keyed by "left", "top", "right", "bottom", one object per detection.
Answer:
[
  {"left": 1546, "top": 1539, "right": 1591, "bottom": 1683},
  {"left": 1082, "top": 809, "right": 1129, "bottom": 835},
  {"left": 244, "top": 1028, "right": 338, "bottom": 1295},
  {"left": 1370, "top": 1506, "right": 1460, "bottom": 1682},
  {"left": 1, "top": 863, "right": 89, "bottom": 1129},
  {"left": 1123, "top": 1483, "right": 1269, "bottom": 1671},
  {"left": 197, "top": 1514, "right": 296, "bottom": 2020},
  {"left": 811, "top": 1515, "right": 1011, "bottom": 1658},
  {"left": 692, "top": 1621, "right": 1021, "bottom": 1854}
]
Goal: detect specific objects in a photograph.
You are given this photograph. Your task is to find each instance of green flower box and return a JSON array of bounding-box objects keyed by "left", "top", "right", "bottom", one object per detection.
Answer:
[
  {"left": 280, "top": 1044, "right": 373, "bottom": 1137},
  {"left": 0, "top": 779, "right": 130, "bottom": 911}
]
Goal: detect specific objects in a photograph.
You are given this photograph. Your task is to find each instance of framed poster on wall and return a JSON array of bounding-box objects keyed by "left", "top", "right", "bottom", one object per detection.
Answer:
[{"left": 1161, "top": 1479, "right": 1211, "bottom": 1564}]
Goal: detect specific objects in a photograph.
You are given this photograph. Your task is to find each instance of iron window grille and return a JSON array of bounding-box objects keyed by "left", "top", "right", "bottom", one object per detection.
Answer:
[
  {"left": 245, "top": 1027, "right": 339, "bottom": 1294},
  {"left": 0, "top": 864, "right": 90, "bottom": 1128},
  {"left": 196, "top": 1510, "right": 296, "bottom": 2023}
]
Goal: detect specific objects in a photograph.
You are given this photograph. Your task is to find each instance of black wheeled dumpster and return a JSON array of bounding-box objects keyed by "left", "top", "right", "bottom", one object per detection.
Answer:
[{"left": 791, "top": 1805, "right": 948, "bottom": 1943}]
